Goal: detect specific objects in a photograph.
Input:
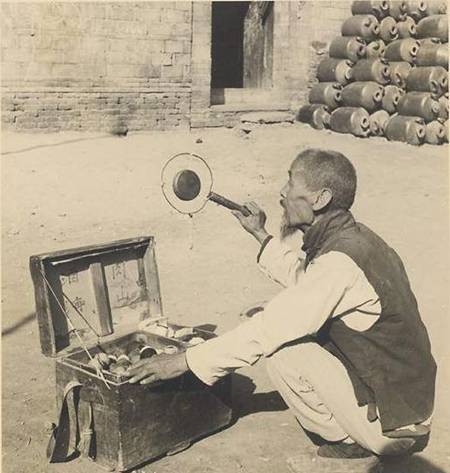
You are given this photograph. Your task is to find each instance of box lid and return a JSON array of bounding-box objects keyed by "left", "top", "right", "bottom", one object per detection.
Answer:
[{"left": 29, "top": 236, "right": 163, "bottom": 357}]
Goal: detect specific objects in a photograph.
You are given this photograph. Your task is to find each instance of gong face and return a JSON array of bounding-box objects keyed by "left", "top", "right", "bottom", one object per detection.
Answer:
[
  {"left": 173, "top": 169, "right": 202, "bottom": 201},
  {"left": 161, "top": 153, "right": 213, "bottom": 214}
]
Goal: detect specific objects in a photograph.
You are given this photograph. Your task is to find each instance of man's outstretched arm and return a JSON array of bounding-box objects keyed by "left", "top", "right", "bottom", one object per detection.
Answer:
[{"left": 127, "top": 251, "right": 375, "bottom": 386}]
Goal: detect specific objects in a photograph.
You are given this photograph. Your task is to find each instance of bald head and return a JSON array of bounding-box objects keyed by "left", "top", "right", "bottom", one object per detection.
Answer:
[{"left": 292, "top": 149, "right": 357, "bottom": 211}]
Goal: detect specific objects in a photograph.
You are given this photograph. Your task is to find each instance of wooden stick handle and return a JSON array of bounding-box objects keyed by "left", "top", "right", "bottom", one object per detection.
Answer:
[{"left": 208, "top": 192, "right": 251, "bottom": 216}]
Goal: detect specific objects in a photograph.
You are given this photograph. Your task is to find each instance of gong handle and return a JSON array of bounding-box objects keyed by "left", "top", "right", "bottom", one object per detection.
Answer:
[{"left": 208, "top": 192, "right": 251, "bottom": 216}]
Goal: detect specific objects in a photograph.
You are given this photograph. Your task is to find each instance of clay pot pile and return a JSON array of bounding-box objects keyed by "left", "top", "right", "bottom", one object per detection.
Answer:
[{"left": 297, "top": 0, "right": 449, "bottom": 145}]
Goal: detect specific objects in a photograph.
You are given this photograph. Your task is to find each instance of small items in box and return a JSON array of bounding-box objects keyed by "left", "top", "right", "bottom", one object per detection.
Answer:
[{"left": 138, "top": 317, "right": 208, "bottom": 347}]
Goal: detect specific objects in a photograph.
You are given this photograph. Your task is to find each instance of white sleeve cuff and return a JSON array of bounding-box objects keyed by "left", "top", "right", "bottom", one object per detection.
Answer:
[
  {"left": 185, "top": 343, "right": 217, "bottom": 386},
  {"left": 185, "top": 317, "right": 267, "bottom": 385}
]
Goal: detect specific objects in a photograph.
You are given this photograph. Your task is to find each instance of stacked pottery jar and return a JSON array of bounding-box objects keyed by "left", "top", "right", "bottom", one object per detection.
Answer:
[
  {"left": 297, "top": 0, "right": 448, "bottom": 146},
  {"left": 330, "top": 6, "right": 386, "bottom": 137},
  {"left": 384, "top": 0, "right": 448, "bottom": 144},
  {"left": 297, "top": 4, "right": 381, "bottom": 135},
  {"left": 297, "top": 36, "right": 358, "bottom": 130}
]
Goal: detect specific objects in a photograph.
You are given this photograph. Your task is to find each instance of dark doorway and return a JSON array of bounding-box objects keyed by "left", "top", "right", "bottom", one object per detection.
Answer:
[
  {"left": 210, "top": 1, "right": 275, "bottom": 106},
  {"left": 211, "top": 1, "right": 249, "bottom": 89}
]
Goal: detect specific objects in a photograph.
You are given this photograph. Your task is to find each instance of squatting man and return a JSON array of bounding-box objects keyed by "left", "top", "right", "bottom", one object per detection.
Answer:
[{"left": 127, "top": 148, "right": 436, "bottom": 459}]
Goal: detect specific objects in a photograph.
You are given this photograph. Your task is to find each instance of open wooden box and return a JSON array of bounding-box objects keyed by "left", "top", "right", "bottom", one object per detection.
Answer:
[{"left": 30, "top": 236, "right": 232, "bottom": 472}]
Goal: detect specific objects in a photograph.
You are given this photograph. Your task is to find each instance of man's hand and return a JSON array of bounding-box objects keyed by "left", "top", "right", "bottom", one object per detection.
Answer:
[
  {"left": 126, "top": 352, "right": 189, "bottom": 385},
  {"left": 232, "top": 201, "right": 270, "bottom": 244}
]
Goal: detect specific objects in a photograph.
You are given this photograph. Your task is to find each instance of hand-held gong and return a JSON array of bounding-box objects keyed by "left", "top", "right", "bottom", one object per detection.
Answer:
[{"left": 161, "top": 153, "right": 250, "bottom": 216}]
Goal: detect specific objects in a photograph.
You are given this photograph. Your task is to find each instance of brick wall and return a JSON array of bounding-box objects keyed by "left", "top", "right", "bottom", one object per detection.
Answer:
[
  {"left": 1, "top": 2, "right": 192, "bottom": 131},
  {"left": 1, "top": 1, "right": 352, "bottom": 132}
]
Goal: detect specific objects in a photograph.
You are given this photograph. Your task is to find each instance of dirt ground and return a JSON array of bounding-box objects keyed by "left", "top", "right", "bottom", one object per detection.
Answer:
[{"left": 1, "top": 124, "right": 449, "bottom": 473}]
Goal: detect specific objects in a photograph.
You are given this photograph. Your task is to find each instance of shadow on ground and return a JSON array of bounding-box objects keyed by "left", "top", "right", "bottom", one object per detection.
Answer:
[
  {"left": 1, "top": 134, "right": 111, "bottom": 156},
  {"left": 231, "top": 373, "right": 288, "bottom": 420},
  {"left": 2, "top": 312, "right": 35, "bottom": 336},
  {"left": 369, "top": 455, "right": 447, "bottom": 473}
]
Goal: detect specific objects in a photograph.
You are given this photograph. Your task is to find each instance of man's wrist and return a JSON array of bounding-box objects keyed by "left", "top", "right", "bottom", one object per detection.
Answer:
[{"left": 163, "top": 352, "right": 190, "bottom": 380}]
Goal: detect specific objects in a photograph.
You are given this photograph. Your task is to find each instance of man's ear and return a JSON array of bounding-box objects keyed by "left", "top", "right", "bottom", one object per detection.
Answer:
[{"left": 312, "top": 188, "right": 333, "bottom": 211}]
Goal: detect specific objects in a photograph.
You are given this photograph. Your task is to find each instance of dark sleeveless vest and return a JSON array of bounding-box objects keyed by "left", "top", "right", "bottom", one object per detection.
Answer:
[{"left": 302, "top": 210, "right": 436, "bottom": 432}]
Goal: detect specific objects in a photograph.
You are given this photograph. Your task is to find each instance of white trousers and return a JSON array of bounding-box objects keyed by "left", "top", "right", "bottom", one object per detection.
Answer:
[{"left": 266, "top": 341, "right": 416, "bottom": 455}]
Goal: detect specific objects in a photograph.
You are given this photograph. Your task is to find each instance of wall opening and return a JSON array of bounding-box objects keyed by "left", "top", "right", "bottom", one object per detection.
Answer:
[
  {"left": 211, "top": 1, "right": 274, "bottom": 106},
  {"left": 211, "top": 1, "right": 249, "bottom": 89}
]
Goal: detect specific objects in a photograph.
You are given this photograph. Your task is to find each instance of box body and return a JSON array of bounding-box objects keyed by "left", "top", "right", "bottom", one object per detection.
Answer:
[
  {"left": 56, "top": 331, "right": 232, "bottom": 472},
  {"left": 30, "top": 237, "right": 232, "bottom": 472}
]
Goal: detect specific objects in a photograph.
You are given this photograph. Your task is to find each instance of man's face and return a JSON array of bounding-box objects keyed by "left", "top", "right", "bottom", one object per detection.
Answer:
[{"left": 280, "top": 163, "right": 318, "bottom": 236}]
